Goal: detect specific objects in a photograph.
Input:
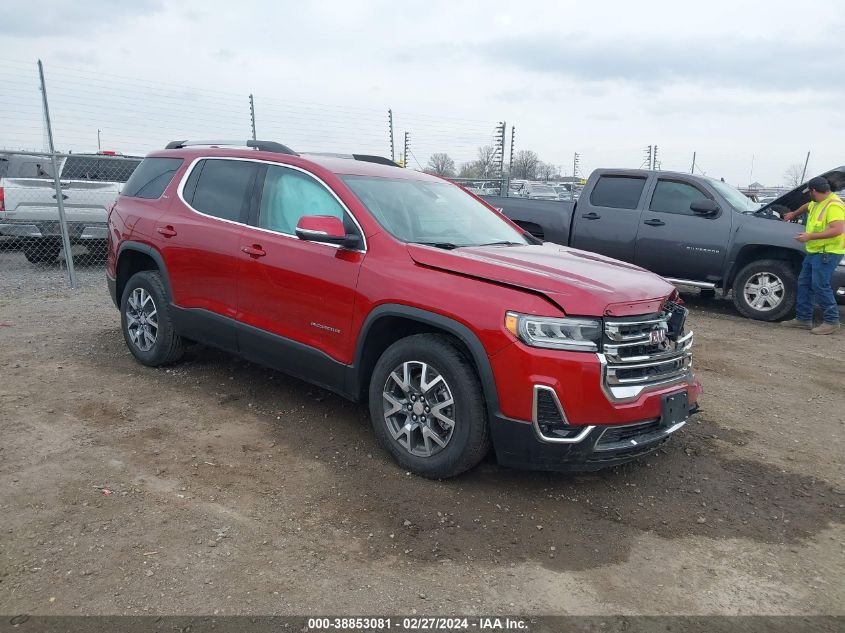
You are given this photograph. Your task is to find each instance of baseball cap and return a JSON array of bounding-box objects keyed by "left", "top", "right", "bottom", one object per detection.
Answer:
[{"left": 803, "top": 176, "right": 831, "bottom": 193}]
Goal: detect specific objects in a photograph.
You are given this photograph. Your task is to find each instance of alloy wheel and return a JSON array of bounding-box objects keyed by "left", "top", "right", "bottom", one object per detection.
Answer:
[
  {"left": 743, "top": 272, "right": 785, "bottom": 312},
  {"left": 382, "top": 361, "right": 456, "bottom": 458},
  {"left": 126, "top": 287, "right": 158, "bottom": 352}
]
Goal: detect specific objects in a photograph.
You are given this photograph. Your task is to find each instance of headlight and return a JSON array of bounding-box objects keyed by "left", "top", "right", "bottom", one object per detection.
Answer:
[{"left": 505, "top": 311, "right": 601, "bottom": 352}]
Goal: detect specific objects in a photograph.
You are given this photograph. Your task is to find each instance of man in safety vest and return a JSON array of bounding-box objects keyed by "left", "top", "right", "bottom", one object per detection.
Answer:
[{"left": 782, "top": 176, "right": 845, "bottom": 334}]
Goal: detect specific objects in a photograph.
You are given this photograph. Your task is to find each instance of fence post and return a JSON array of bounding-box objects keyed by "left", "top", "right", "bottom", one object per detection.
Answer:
[
  {"left": 249, "top": 94, "right": 257, "bottom": 141},
  {"left": 37, "top": 59, "right": 77, "bottom": 289}
]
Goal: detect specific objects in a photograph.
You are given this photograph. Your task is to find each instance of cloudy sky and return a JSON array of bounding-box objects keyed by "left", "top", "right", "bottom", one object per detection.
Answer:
[{"left": 0, "top": 0, "right": 842, "bottom": 186}]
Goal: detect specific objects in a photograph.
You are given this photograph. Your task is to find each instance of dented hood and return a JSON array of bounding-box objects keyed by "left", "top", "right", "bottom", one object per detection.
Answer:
[{"left": 407, "top": 242, "right": 675, "bottom": 317}]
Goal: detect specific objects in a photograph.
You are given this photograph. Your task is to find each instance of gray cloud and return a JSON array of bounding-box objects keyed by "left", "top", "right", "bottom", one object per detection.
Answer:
[
  {"left": 478, "top": 32, "right": 844, "bottom": 92},
  {"left": 0, "top": 0, "right": 164, "bottom": 36}
]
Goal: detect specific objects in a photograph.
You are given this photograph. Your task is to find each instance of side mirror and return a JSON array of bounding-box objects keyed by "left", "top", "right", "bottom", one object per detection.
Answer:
[
  {"left": 690, "top": 199, "right": 719, "bottom": 216},
  {"left": 295, "top": 215, "right": 351, "bottom": 246}
]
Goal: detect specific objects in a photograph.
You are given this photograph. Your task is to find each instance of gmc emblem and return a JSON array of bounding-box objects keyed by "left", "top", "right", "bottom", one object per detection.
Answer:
[{"left": 650, "top": 329, "right": 667, "bottom": 344}]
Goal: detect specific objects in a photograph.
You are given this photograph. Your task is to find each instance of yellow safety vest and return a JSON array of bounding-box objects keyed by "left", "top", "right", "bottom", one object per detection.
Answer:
[{"left": 806, "top": 194, "right": 845, "bottom": 254}]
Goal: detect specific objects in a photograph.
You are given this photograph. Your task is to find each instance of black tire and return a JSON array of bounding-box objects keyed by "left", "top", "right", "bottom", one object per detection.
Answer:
[
  {"left": 120, "top": 270, "right": 184, "bottom": 366},
  {"left": 23, "top": 242, "right": 60, "bottom": 264},
  {"left": 732, "top": 259, "right": 797, "bottom": 321},
  {"left": 368, "top": 334, "right": 490, "bottom": 479}
]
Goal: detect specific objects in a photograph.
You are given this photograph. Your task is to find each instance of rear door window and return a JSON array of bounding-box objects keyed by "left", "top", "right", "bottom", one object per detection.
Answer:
[
  {"left": 650, "top": 180, "right": 710, "bottom": 215},
  {"left": 122, "top": 158, "right": 184, "bottom": 199},
  {"left": 590, "top": 176, "right": 647, "bottom": 209},
  {"left": 187, "top": 159, "right": 258, "bottom": 223},
  {"left": 0, "top": 158, "right": 8, "bottom": 179},
  {"left": 60, "top": 156, "right": 141, "bottom": 182}
]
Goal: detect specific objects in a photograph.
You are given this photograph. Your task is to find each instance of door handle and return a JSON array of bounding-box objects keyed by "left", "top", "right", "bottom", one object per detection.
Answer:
[
  {"left": 643, "top": 219, "right": 666, "bottom": 227},
  {"left": 582, "top": 212, "right": 601, "bottom": 220},
  {"left": 241, "top": 244, "right": 267, "bottom": 258},
  {"left": 156, "top": 225, "right": 177, "bottom": 237}
]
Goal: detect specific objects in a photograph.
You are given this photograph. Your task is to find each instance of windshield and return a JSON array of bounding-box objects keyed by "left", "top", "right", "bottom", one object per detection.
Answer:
[
  {"left": 708, "top": 178, "right": 760, "bottom": 212},
  {"left": 342, "top": 176, "right": 529, "bottom": 247}
]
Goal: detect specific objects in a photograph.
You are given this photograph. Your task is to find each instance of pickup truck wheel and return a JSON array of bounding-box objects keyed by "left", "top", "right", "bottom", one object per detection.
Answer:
[
  {"left": 732, "top": 259, "right": 796, "bottom": 321},
  {"left": 369, "top": 334, "right": 490, "bottom": 479},
  {"left": 120, "top": 271, "right": 184, "bottom": 366},
  {"left": 23, "top": 242, "right": 60, "bottom": 264}
]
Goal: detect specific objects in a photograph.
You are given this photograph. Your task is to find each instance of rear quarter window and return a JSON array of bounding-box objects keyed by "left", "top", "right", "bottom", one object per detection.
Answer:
[
  {"left": 590, "top": 176, "right": 647, "bottom": 209},
  {"left": 122, "top": 157, "right": 184, "bottom": 199}
]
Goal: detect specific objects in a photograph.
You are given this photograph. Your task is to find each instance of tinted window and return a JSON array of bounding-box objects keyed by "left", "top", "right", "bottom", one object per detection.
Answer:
[
  {"left": 259, "top": 165, "right": 345, "bottom": 234},
  {"left": 650, "top": 180, "right": 709, "bottom": 215},
  {"left": 0, "top": 158, "right": 9, "bottom": 179},
  {"left": 122, "top": 158, "right": 183, "bottom": 199},
  {"left": 190, "top": 159, "right": 257, "bottom": 222},
  {"left": 590, "top": 176, "right": 646, "bottom": 209},
  {"left": 61, "top": 156, "right": 141, "bottom": 182}
]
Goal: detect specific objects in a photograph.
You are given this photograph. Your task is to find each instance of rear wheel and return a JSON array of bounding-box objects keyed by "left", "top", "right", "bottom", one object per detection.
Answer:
[
  {"left": 120, "top": 271, "right": 184, "bottom": 366},
  {"left": 732, "top": 259, "right": 797, "bottom": 321},
  {"left": 368, "top": 334, "right": 490, "bottom": 478}
]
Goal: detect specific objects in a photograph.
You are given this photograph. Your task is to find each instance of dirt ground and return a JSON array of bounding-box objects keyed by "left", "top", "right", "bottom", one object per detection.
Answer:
[{"left": 0, "top": 250, "right": 843, "bottom": 616}]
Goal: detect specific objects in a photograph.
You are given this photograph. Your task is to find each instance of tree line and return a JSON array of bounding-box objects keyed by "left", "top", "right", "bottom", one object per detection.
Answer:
[{"left": 424, "top": 146, "right": 562, "bottom": 180}]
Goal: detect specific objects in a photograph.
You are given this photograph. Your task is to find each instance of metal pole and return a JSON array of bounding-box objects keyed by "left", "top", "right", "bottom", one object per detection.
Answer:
[
  {"left": 690, "top": 151, "right": 696, "bottom": 174},
  {"left": 506, "top": 125, "right": 515, "bottom": 196},
  {"left": 38, "top": 60, "right": 77, "bottom": 289},
  {"left": 388, "top": 109, "right": 395, "bottom": 163},
  {"left": 403, "top": 132, "right": 409, "bottom": 169},
  {"left": 249, "top": 94, "right": 257, "bottom": 141},
  {"left": 653, "top": 145, "right": 658, "bottom": 170},
  {"left": 800, "top": 151, "right": 810, "bottom": 183},
  {"left": 97, "top": 128, "right": 101, "bottom": 152}
]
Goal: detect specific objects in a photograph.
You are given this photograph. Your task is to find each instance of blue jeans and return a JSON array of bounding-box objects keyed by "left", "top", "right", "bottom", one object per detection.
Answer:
[{"left": 796, "top": 252, "right": 844, "bottom": 324}]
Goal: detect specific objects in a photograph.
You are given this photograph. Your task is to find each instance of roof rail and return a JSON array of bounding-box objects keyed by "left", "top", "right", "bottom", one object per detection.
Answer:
[
  {"left": 300, "top": 151, "right": 399, "bottom": 167},
  {"left": 164, "top": 140, "right": 298, "bottom": 155}
]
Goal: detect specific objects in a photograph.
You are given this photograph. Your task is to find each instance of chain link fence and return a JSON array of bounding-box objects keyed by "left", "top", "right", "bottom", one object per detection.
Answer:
[{"left": 0, "top": 150, "right": 141, "bottom": 284}]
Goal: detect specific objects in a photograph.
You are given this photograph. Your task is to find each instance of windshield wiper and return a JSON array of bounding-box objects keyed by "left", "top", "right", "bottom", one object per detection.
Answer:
[
  {"left": 414, "top": 241, "right": 461, "bottom": 250},
  {"left": 478, "top": 241, "right": 523, "bottom": 247}
]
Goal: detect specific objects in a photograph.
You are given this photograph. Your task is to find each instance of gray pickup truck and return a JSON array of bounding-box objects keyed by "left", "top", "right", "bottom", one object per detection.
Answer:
[
  {"left": 0, "top": 152, "right": 140, "bottom": 263},
  {"left": 484, "top": 166, "right": 845, "bottom": 321}
]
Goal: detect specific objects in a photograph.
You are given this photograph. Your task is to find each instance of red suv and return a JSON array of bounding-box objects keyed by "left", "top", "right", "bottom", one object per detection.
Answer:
[{"left": 106, "top": 140, "right": 701, "bottom": 478}]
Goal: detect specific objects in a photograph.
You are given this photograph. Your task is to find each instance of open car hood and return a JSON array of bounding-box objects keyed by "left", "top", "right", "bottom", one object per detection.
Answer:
[
  {"left": 760, "top": 166, "right": 845, "bottom": 212},
  {"left": 407, "top": 242, "right": 675, "bottom": 317}
]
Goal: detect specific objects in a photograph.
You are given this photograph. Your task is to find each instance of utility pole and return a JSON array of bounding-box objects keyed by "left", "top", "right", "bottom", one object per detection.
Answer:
[
  {"left": 249, "top": 94, "right": 257, "bottom": 141},
  {"left": 800, "top": 151, "right": 811, "bottom": 183},
  {"left": 494, "top": 121, "right": 506, "bottom": 185},
  {"left": 403, "top": 132, "right": 410, "bottom": 169},
  {"left": 97, "top": 128, "right": 101, "bottom": 152},
  {"left": 573, "top": 152, "right": 581, "bottom": 179},
  {"left": 388, "top": 109, "right": 395, "bottom": 163},
  {"left": 38, "top": 59, "right": 77, "bottom": 289},
  {"left": 653, "top": 145, "right": 659, "bottom": 170},
  {"left": 643, "top": 145, "right": 653, "bottom": 170},
  {"left": 690, "top": 151, "right": 696, "bottom": 174}
]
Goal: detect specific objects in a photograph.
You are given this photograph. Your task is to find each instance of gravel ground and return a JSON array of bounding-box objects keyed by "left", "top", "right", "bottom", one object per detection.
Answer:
[{"left": 0, "top": 250, "right": 843, "bottom": 616}]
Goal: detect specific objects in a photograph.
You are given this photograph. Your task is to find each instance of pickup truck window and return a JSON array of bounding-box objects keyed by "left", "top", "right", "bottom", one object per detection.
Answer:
[
  {"left": 122, "top": 158, "right": 183, "bottom": 199},
  {"left": 61, "top": 156, "right": 140, "bottom": 183},
  {"left": 258, "top": 165, "right": 345, "bottom": 235},
  {"left": 649, "top": 180, "right": 709, "bottom": 216},
  {"left": 590, "top": 176, "right": 646, "bottom": 209},
  {"left": 189, "top": 159, "right": 257, "bottom": 223},
  {"left": 708, "top": 178, "right": 759, "bottom": 213},
  {"left": 343, "top": 176, "right": 528, "bottom": 248}
]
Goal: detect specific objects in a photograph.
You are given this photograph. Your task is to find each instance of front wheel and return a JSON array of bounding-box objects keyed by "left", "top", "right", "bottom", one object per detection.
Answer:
[
  {"left": 23, "top": 241, "right": 60, "bottom": 264},
  {"left": 368, "top": 334, "right": 490, "bottom": 479},
  {"left": 732, "top": 259, "right": 797, "bottom": 321}
]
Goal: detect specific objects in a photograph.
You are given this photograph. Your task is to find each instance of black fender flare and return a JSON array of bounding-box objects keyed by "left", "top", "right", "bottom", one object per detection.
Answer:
[
  {"left": 116, "top": 241, "right": 173, "bottom": 301},
  {"left": 351, "top": 304, "right": 501, "bottom": 414}
]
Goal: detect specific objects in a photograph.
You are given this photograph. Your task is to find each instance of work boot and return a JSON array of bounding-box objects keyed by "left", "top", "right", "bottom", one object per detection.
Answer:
[
  {"left": 781, "top": 319, "right": 813, "bottom": 329},
  {"left": 811, "top": 322, "right": 840, "bottom": 335}
]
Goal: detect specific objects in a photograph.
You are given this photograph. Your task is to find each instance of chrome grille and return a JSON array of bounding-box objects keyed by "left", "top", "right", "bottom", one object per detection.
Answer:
[{"left": 602, "top": 307, "right": 693, "bottom": 399}]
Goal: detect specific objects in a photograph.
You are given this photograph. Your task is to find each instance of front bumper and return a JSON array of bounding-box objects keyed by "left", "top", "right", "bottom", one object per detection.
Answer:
[
  {"left": 0, "top": 220, "right": 108, "bottom": 240},
  {"left": 490, "top": 400, "right": 699, "bottom": 472}
]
